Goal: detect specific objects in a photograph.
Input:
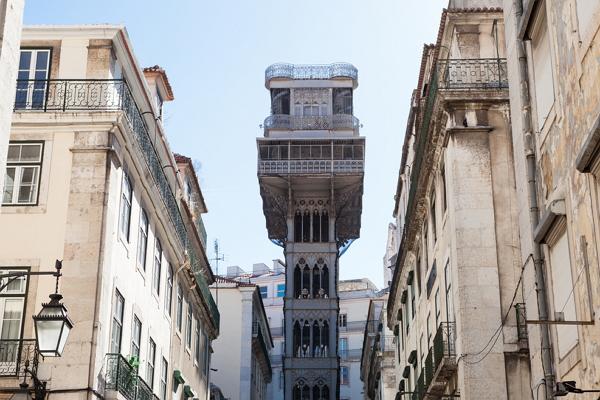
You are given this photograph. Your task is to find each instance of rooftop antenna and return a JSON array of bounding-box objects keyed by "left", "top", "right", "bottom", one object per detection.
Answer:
[{"left": 211, "top": 239, "right": 225, "bottom": 305}]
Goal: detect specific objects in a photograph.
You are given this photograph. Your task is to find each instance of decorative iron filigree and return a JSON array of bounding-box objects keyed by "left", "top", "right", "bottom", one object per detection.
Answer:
[
  {"left": 260, "top": 184, "right": 288, "bottom": 241},
  {"left": 437, "top": 58, "right": 508, "bottom": 90},
  {"left": 265, "top": 63, "right": 358, "bottom": 83}
]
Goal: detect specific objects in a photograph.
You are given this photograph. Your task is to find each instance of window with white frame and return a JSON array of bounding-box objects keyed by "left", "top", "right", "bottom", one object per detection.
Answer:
[
  {"left": 119, "top": 171, "right": 133, "bottom": 241},
  {"left": 165, "top": 265, "right": 173, "bottom": 316},
  {"left": 3, "top": 142, "right": 43, "bottom": 205},
  {"left": 0, "top": 268, "right": 28, "bottom": 362},
  {"left": 530, "top": 7, "right": 555, "bottom": 129},
  {"left": 185, "top": 303, "right": 192, "bottom": 349},
  {"left": 176, "top": 285, "right": 183, "bottom": 332},
  {"left": 15, "top": 49, "right": 50, "bottom": 109},
  {"left": 152, "top": 239, "right": 162, "bottom": 296},
  {"left": 137, "top": 210, "right": 149, "bottom": 270},
  {"left": 259, "top": 286, "right": 268, "bottom": 299},
  {"left": 147, "top": 338, "right": 156, "bottom": 388},
  {"left": 547, "top": 223, "right": 578, "bottom": 358},
  {"left": 338, "top": 313, "right": 347, "bottom": 328},
  {"left": 110, "top": 289, "right": 125, "bottom": 354},
  {"left": 160, "top": 357, "right": 168, "bottom": 400},
  {"left": 131, "top": 315, "right": 141, "bottom": 359}
]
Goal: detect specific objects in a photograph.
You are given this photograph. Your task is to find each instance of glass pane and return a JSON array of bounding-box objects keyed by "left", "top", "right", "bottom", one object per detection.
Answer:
[
  {"left": 18, "top": 51, "right": 32, "bottom": 70},
  {"left": 35, "top": 51, "right": 49, "bottom": 70},
  {"left": 3, "top": 168, "right": 16, "bottom": 203},
  {"left": 7, "top": 146, "right": 20, "bottom": 162},
  {"left": 19, "top": 145, "right": 42, "bottom": 162},
  {"left": 17, "top": 185, "right": 32, "bottom": 203},
  {"left": 20, "top": 167, "right": 35, "bottom": 184},
  {"left": 1, "top": 299, "right": 24, "bottom": 340},
  {"left": 34, "top": 71, "right": 47, "bottom": 81},
  {"left": 17, "top": 71, "right": 29, "bottom": 81}
]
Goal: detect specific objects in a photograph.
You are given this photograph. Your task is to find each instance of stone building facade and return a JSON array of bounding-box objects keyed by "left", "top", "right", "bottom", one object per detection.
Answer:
[
  {"left": 256, "top": 63, "right": 365, "bottom": 399},
  {"left": 209, "top": 277, "right": 273, "bottom": 400},
  {"left": 0, "top": 25, "right": 219, "bottom": 399},
  {"left": 386, "top": 4, "right": 532, "bottom": 400},
  {"left": 503, "top": 0, "right": 600, "bottom": 397}
]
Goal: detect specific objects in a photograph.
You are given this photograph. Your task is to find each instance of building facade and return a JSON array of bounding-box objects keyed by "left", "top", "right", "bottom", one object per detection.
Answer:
[
  {"left": 386, "top": 4, "right": 532, "bottom": 400},
  {"left": 209, "top": 277, "right": 273, "bottom": 400},
  {"left": 0, "top": 0, "right": 24, "bottom": 192},
  {"left": 0, "top": 25, "right": 219, "bottom": 399},
  {"left": 503, "top": 0, "right": 600, "bottom": 397},
  {"left": 257, "top": 63, "right": 365, "bottom": 400}
]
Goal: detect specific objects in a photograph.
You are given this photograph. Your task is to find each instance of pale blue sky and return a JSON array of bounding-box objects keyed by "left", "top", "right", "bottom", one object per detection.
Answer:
[{"left": 25, "top": 0, "right": 446, "bottom": 289}]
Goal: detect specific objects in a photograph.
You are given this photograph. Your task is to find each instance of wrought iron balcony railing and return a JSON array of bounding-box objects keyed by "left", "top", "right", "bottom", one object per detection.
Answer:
[
  {"left": 437, "top": 58, "right": 508, "bottom": 90},
  {"left": 258, "top": 159, "right": 364, "bottom": 175},
  {"left": 0, "top": 339, "right": 38, "bottom": 379},
  {"left": 195, "top": 215, "right": 208, "bottom": 249},
  {"left": 264, "top": 114, "right": 359, "bottom": 133},
  {"left": 433, "top": 322, "right": 456, "bottom": 367},
  {"left": 190, "top": 249, "right": 220, "bottom": 333},
  {"left": 265, "top": 63, "right": 358, "bottom": 83},
  {"left": 105, "top": 353, "right": 155, "bottom": 400},
  {"left": 13, "top": 79, "right": 220, "bottom": 334}
]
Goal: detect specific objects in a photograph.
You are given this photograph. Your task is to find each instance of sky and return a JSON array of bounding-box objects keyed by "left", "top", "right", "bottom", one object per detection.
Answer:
[{"left": 24, "top": 0, "right": 446, "bottom": 289}]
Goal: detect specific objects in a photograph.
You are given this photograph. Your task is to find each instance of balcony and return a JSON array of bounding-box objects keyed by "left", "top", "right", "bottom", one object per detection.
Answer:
[
  {"left": 195, "top": 215, "right": 208, "bottom": 249},
  {"left": 0, "top": 339, "right": 38, "bottom": 379},
  {"left": 104, "top": 353, "right": 154, "bottom": 400},
  {"left": 189, "top": 249, "right": 220, "bottom": 334},
  {"left": 422, "top": 322, "right": 457, "bottom": 399},
  {"left": 258, "top": 142, "right": 364, "bottom": 176},
  {"left": 437, "top": 58, "right": 508, "bottom": 90},
  {"left": 263, "top": 114, "right": 359, "bottom": 134},
  {"left": 252, "top": 322, "right": 273, "bottom": 380},
  {"left": 265, "top": 63, "right": 358, "bottom": 84}
]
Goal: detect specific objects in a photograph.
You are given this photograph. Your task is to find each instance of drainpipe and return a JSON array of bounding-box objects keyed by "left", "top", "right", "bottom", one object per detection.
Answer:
[{"left": 514, "top": 1, "right": 555, "bottom": 397}]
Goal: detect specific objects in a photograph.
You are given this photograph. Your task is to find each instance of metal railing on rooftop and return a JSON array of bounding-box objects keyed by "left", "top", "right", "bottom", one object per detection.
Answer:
[
  {"left": 265, "top": 63, "right": 358, "bottom": 83},
  {"left": 105, "top": 353, "right": 154, "bottom": 400},
  {"left": 258, "top": 159, "right": 364, "bottom": 175},
  {"left": 263, "top": 114, "right": 359, "bottom": 133},
  {"left": 437, "top": 58, "right": 508, "bottom": 90},
  {"left": 14, "top": 79, "right": 220, "bottom": 333},
  {"left": 0, "top": 339, "right": 38, "bottom": 379}
]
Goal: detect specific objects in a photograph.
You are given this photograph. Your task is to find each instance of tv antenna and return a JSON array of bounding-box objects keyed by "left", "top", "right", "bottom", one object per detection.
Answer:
[{"left": 211, "top": 239, "right": 225, "bottom": 305}]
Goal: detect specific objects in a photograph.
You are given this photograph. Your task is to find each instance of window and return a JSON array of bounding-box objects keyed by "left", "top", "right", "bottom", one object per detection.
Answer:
[
  {"left": 440, "top": 164, "right": 447, "bottom": 213},
  {"left": 160, "top": 357, "right": 168, "bottom": 400},
  {"left": 410, "top": 283, "right": 416, "bottom": 320},
  {"left": 0, "top": 269, "right": 27, "bottom": 358},
  {"left": 338, "top": 313, "right": 347, "bottom": 328},
  {"left": 165, "top": 265, "right": 173, "bottom": 316},
  {"left": 131, "top": 316, "right": 142, "bottom": 359},
  {"left": 547, "top": 226, "right": 578, "bottom": 358},
  {"left": 185, "top": 303, "right": 192, "bottom": 349},
  {"left": 147, "top": 338, "right": 156, "bottom": 388},
  {"left": 435, "top": 289, "right": 441, "bottom": 327},
  {"left": 276, "top": 283, "right": 285, "bottom": 297},
  {"left": 340, "top": 366, "right": 349, "bottom": 385},
  {"left": 15, "top": 49, "right": 50, "bottom": 109},
  {"left": 152, "top": 239, "right": 162, "bottom": 296},
  {"left": 427, "top": 262, "right": 437, "bottom": 299},
  {"left": 176, "top": 285, "right": 183, "bottom": 332},
  {"left": 444, "top": 261, "right": 454, "bottom": 321},
  {"left": 3, "top": 142, "right": 43, "bottom": 205},
  {"left": 530, "top": 8, "right": 554, "bottom": 129},
  {"left": 110, "top": 290, "right": 125, "bottom": 354},
  {"left": 430, "top": 192, "right": 437, "bottom": 243},
  {"left": 203, "top": 332, "right": 210, "bottom": 377},
  {"left": 194, "top": 317, "right": 200, "bottom": 365},
  {"left": 119, "top": 171, "right": 133, "bottom": 241},
  {"left": 137, "top": 210, "right": 149, "bottom": 270},
  {"left": 332, "top": 88, "right": 353, "bottom": 115},
  {"left": 339, "top": 337, "right": 348, "bottom": 357},
  {"left": 259, "top": 286, "right": 268, "bottom": 299}
]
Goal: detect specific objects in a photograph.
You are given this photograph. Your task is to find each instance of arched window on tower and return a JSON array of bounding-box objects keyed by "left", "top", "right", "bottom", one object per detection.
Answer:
[
  {"left": 322, "top": 265, "right": 329, "bottom": 298},
  {"left": 302, "top": 320, "right": 311, "bottom": 357},
  {"left": 313, "top": 209, "right": 321, "bottom": 242},
  {"left": 293, "top": 321, "right": 301, "bottom": 357},
  {"left": 321, "top": 210, "right": 329, "bottom": 242},
  {"left": 302, "top": 210, "right": 311, "bottom": 242},
  {"left": 302, "top": 265, "right": 311, "bottom": 298},
  {"left": 294, "top": 265, "right": 302, "bottom": 298},
  {"left": 312, "top": 266, "right": 321, "bottom": 298},
  {"left": 293, "top": 380, "right": 310, "bottom": 400},
  {"left": 294, "top": 210, "right": 302, "bottom": 242},
  {"left": 312, "top": 321, "right": 321, "bottom": 357},
  {"left": 322, "top": 321, "right": 329, "bottom": 356}
]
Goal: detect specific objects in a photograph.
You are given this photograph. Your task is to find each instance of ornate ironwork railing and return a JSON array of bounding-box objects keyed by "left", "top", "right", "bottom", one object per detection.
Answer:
[
  {"left": 136, "top": 376, "right": 153, "bottom": 400},
  {"left": 189, "top": 249, "right": 220, "bottom": 333},
  {"left": 195, "top": 215, "right": 208, "bottom": 249},
  {"left": 258, "top": 159, "right": 364, "bottom": 175},
  {"left": 437, "top": 58, "right": 508, "bottom": 90},
  {"left": 14, "top": 79, "right": 220, "bottom": 334},
  {"left": 105, "top": 353, "right": 141, "bottom": 400},
  {"left": 264, "top": 114, "right": 360, "bottom": 133},
  {"left": 0, "top": 339, "right": 38, "bottom": 378},
  {"left": 432, "top": 322, "right": 456, "bottom": 369},
  {"left": 265, "top": 63, "right": 358, "bottom": 83}
]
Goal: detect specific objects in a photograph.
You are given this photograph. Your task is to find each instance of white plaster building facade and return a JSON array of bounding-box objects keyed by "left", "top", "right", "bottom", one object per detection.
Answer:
[
  {"left": 209, "top": 278, "right": 273, "bottom": 400},
  {"left": 0, "top": 25, "right": 219, "bottom": 400},
  {"left": 0, "top": 0, "right": 24, "bottom": 194}
]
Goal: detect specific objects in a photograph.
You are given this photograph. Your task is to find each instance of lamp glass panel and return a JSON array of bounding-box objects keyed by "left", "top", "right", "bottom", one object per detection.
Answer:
[
  {"left": 36, "top": 319, "right": 63, "bottom": 354},
  {"left": 57, "top": 323, "right": 71, "bottom": 355}
]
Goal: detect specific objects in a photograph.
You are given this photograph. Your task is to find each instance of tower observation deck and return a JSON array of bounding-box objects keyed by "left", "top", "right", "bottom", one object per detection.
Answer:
[{"left": 257, "top": 63, "right": 365, "bottom": 400}]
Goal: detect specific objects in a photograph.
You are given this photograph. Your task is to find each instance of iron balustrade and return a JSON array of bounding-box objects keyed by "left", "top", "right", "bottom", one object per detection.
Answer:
[
  {"left": 263, "top": 114, "right": 360, "bottom": 133},
  {"left": 105, "top": 353, "right": 154, "bottom": 400},
  {"left": 0, "top": 339, "right": 38, "bottom": 379},
  {"left": 189, "top": 249, "right": 220, "bottom": 333},
  {"left": 13, "top": 79, "right": 221, "bottom": 333},
  {"left": 437, "top": 58, "right": 508, "bottom": 90},
  {"left": 258, "top": 159, "right": 364, "bottom": 175},
  {"left": 265, "top": 63, "right": 358, "bottom": 83},
  {"left": 195, "top": 215, "right": 208, "bottom": 249},
  {"left": 433, "top": 322, "right": 456, "bottom": 364}
]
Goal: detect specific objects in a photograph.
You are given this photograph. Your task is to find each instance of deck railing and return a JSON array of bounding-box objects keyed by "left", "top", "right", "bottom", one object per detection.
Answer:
[
  {"left": 105, "top": 353, "right": 155, "bottom": 400},
  {"left": 265, "top": 63, "right": 357, "bottom": 83},
  {"left": 264, "top": 114, "right": 359, "bottom": 133},
  {"left": 0, "top": 339, "right": 38, "bottom": 379},
  {"left": 437, "top": 58, "right": 508, "bottom": 90},
  {"left": 258, "top": 159, "right": 363, "bottom": 175},
  {"left": 14, "top": 79, "right": 220, "bottom": 333}
]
